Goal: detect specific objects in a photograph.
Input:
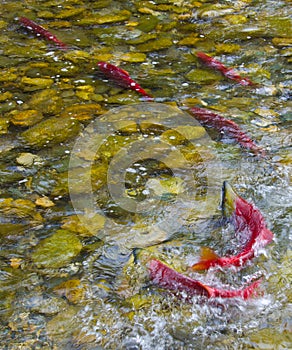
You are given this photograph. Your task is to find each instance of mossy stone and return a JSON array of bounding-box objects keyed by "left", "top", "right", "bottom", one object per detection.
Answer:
[
  {"left": 10, "top": 109, "right": 44, "bottom": 127},
  {"left": 0, "top": 118, "right": 9, "bottom": 135},
  {"left": 32, "top": 230, "right": 82, "bottom": 269},
  {"left": 137, "top": 37, "right": 173, "bottom": 52},
  {"left": 28, "top": 89, "right": 63, "bottom": 115},
  {"left": 21, "top": 116, "right": 81, "bottom": 148},
  {"left": 186, "top": 68, "right": 223, "bottom": 84}
]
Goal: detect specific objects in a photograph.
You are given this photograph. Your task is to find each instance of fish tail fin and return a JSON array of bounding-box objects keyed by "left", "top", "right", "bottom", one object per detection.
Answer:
[
  {"left": 241, "top": 279, "right": 262, "bottom": 299},
  {"left": 261, "top": 228, "right": 274, "bottom": 244},
  {"left": 191, "top": 247, "right": 220, "bottom": 271},
  {"left": 221, "top": 181, "right": 238, "bottom": 216}
]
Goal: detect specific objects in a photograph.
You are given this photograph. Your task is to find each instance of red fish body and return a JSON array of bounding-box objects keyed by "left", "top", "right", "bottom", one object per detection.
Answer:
[
  {"left": 97, "top": 61, "right": 153, "bottom": 100},
  {"left": 196, "top": 52, "right": 254, "bottom": 86},
  {"left": 19, "top": 17, "right": 68, "bottom": 50},
  {"left": 191, "top": 181, "right": 274, "bottom": 271},
  {"left": 188, "top": 107, "right": 265, "bottom": 156},
  {"left": 148, "top": 259, "right": 260, "bottom": 299}
]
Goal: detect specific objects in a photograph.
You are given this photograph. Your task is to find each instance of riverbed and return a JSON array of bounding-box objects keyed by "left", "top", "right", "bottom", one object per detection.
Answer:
[{"left": 0, "top": 1, "right": 291, "bottom": 349}]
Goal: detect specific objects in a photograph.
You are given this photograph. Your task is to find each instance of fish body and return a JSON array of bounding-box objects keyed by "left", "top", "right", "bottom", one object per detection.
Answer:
[
  {"left": 188, "top": 107, "right": 265, "bottom": 156},
  {"left": 196, "top": 52, "right": 254, "bottom": 86},
  {"left": 148, "top": 258, "right": 260, "bottom": 299},
  {"left": 97, "top": 61, "right": 153, "bottom": 99},
  {"left": 191, "top": 181, "right": 274, "bottom": 271},
  {"left": 19, "top": 17, "right": 68, "bottom": 50}
]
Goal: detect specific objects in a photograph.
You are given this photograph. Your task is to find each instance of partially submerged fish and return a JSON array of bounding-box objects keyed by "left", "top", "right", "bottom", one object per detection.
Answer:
[
  {"left": 148, "top": 258, "right": 260, "bottom": 299},
  {"left": 191, "top": 181, "right": 274, "bottom": 271},
  {"left": 19, "top": 17, "right": 68, "bottom": 50},
  {"left": 196, "top": 51, "right": 254, "bottom": 86},
  {"left": 97, "top": 61, "right": 153, "bottom": 100},
  {"left": 188, "top": 107, "right": 265, "bottom": 156}
]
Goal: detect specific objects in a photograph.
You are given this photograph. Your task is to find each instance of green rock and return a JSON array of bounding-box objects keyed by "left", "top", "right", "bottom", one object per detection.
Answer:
[
  {"left": 10, "top": 109, "right": 44, "bottom": 127},
  {"left": 21, "top": 116, "right": 81, "bottom": 148},
  {"left": 0, "top": 118, "right": 9, "bottom": 135},
  {"left": 56, "top": 8, "right": 85, "bottom": 19},
  {"left": 137, "top": 37, "right": 173, "bottom": 52},
  {"left": 266, "top": 17, "right": 292, "bottom": 37},
  {"left": 21, "top": 77, "right": 54, "bottom": 91},
  {"left": 77, "top": 10, "right": 131, "bottom": 25},
  {"left": 61, "top": 213, "right": 106, "bottom": 237},
  {"left": 46, "top": 306, "right": 79, "bottom": 342},
  {"left": 28, "top": 89, "right": 63, "bottom": 115},
  {"left": 120, "top": 52, "right": 147, "bottom": 63},
  {"left": 186, "top": 68, "right": 223, "bottom": 84},
  {"left": 127, "top": 33, "right": 158, "bottom": 45},
  {"left": 0, "top": 198, "right": 43, "bottom": 223},
  {"left": 161, "top": 125, "right": 206, "bottom": 145},
  {"left": 137, "top": 15, "right": 159, "bottom": 32},
  {"left": 146, "top": 177, "right": 185, "bottom": 197},
  {"left": 196, "top": 4, "right": 235, "bottom": 19},
  {"left": 32, "top": 229, "right": 82, "bottom": 269}
]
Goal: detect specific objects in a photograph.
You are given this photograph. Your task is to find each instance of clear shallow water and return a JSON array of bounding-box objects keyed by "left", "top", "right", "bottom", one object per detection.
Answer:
[{"left": 0, "top": 0, "right": 291, "bottom": 349}]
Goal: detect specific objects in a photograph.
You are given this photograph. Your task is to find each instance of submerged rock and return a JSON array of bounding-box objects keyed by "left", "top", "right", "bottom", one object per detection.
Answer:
[
  {"left": 21, "top": 116, "right": 81, "bottom": 148},
  {"left": 53, "top": 279, "right": 86, "bottom": 304},
  {"left": 10, "top": 109, "right": 44, "bottom": 127},
  {"left": 32, "top": 229, "right": 82, "bottom": 269},
  {"left": 28, "top": 89, "right": 63, "bottom": 116}
]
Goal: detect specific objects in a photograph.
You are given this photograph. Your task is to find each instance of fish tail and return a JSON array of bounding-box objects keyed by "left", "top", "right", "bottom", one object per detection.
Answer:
[
  {"left": 221, "top": 181, "right": 238, "bottom": 216},
  {"left": 191, "top": 247, "right": 220, "bottom": 271},
  {"left": 212, "top": 279, "right": 261, "bottom": 299},
  {"left": 241, "top": 279, "right": 262, "bottom": 299}
]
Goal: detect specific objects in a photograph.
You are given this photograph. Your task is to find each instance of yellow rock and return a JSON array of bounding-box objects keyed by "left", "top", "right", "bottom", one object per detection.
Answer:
[
  {"left": 10, "top": 109, "right": 44, "bottom": 127},
  {"left": 35, "top": 196, "right": 55, "bottom": 208}
]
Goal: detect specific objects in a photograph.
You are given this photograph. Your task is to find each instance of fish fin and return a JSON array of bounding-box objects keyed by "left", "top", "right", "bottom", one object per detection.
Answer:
[
  {"left": 221, "top": 181, "right": 238, "bottom": 216},
  {"left": 191, "top": 247, "right": 220, "bottom": 271},
  {"left": 261, "top": 228, "right": 274, "bottom": 244},
  {"left": 241, "top": 279, "right": 262, "bottom": 299}
]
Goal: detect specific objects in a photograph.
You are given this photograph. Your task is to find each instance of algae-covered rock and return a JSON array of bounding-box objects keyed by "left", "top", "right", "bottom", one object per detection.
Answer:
[
  {"left": 0, "top": 117, "right": 9, "bottom": 135},
  {"left": 136, "top": 15, "right": 159, "bottom": 32},
  {"left": 196, "top": 4, "right": 235, "bottom": 19},
  {"left": 178, "top": 34, "right": 200, "bottom": 47},
  {"left": 120, "top": 52, "right": 147, "bottom": 63},
  {"left": 146, "top": 177, "right": 185, "bottom": 197},
  {"left": 0, "top": 198, "right": 43, "bottom": 223},
  {"left": 35, "top": 196, "right": 55, "bottom": 208},
  {"left": 161, "top": 125, "right": 206, "bottom": 145},
  {"left": 10, "top": 109, "right": 43, "bottom": 127},
  {"left": 46, "top": 306, "right": 79, "bottom": 341},
  {"left": 215, "top": 43, "right": 241, "bottom": 54},
  {"left": 272, "top": 38, "right": 292, "bottom": 47},
  {"left": 28, "top": 294, "right": 68, "bottom": 316},
  {"left": 28, "top": 89, "right": 63, "bottom": 115},
  {"left": 265, "top": 17, "right": 292, "bottom": 38},
  {"left": 61, "top": 213, "right": 105, "bottom": 237},
  {"left": 16, "top": 152, "right": 43, "bottom": 167},
  {"left": 60, "top": 103, "right": 105, "bottom": 121},
  {"left": 77, "top": 10, "right": 131, "bottom": 25},
  {"left": 21, "top": 77, "right": 54, "bottom": 91},
  {"left": 137, "top": 37, "right": 173, "bottom": 52},
  {"left": 56, "top": 8, "right": 85, "bottom": 19},
  {"left": 32, "top": 229, "right": 82, "bottom": 269},
  {"left": 186, "top": 68, "right": 223, "bottom": 84},
  {"left": 21, "top": 116, "right": 81, "bottom": 148},
  {"left": 53, "top": 279, "right": 86, "bottom": 304}
]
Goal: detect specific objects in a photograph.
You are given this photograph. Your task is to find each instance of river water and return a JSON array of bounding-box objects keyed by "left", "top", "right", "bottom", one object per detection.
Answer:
[{"left": 0, "top": 1, "right": 291, "bottom": 349}]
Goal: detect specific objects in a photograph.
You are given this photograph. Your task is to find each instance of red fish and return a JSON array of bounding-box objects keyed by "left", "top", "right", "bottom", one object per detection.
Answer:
[
  {"left": 148, "top": 259, "right": 260, "bottom": 299},
  {"left": 188, "top": 107, "right": 265, "bottom": 156},
  {"left": 196, "top": 52, "right": 254, "bottom": 86},
  {"left": 191, "top": 181, "right": 274, "bottom": 271},
  {"left": 19, "top": 17, "right": 68, "bottom": 50},
  {"left": 97, "top": 61, "right": 153, "bottom": 100}
]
